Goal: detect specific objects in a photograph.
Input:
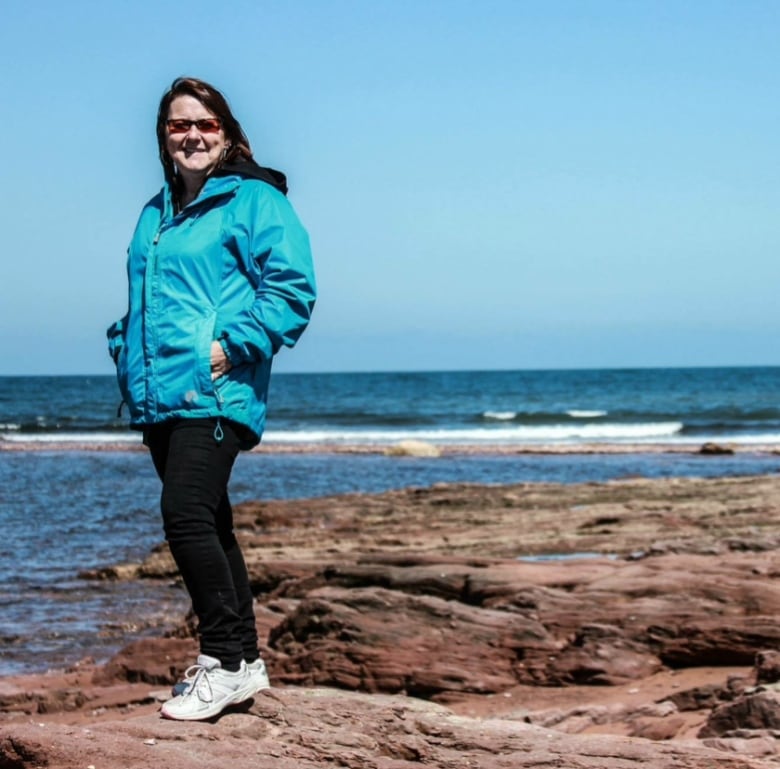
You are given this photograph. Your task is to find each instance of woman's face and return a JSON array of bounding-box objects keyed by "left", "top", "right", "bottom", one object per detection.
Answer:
[{"left": 165, "top": 95, "right": 228, "bottom": 187}]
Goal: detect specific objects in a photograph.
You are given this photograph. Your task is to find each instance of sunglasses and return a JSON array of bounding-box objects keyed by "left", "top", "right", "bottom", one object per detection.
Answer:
[{"left": 166, "top": 118, "right": 222, "bottom": 134}]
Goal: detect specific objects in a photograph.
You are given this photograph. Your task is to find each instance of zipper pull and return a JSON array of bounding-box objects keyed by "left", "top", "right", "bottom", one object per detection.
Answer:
[{"left": 214, "top": 418, "right": 224, "bottom": 444}]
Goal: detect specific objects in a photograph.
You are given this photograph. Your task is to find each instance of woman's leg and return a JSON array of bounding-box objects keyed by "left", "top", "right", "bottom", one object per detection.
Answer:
[
  {"left": 145, "top": 418, "right": 244, "bottom": 670},
  {"left": 215, "top": 490, "right": 260, "bottom": 662}
]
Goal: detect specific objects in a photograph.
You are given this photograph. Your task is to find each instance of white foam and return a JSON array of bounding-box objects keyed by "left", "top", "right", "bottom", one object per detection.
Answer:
[
  {"left": 262, "top": 422, "right": 686, "bottom": 445},
  {"left": 0, "top": 432, "right": 141, "bottom": 443},
  {"left": 482, "top": 411, "right": 517, "bottom": 421},
  {"left": 697, "top": 433, "right": 780, "bottom": 445},
  {"left": 567, "top": 410, "right": 608, "bottom": 418},
  {"left": 0, "top": 423, "right": 20, "bottom": 431},
  {"left": 6, "top": 425, "right": 780, "bottom": 448}
]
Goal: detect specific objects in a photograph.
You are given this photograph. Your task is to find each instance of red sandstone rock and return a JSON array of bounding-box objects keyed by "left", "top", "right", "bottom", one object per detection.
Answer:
[
  {"left": 700, "top": 690, "right": 780, "bottom": 737},
  {"left": 3, "top": 473, "right": 780, "bottom": 767},
  {"left": 257, "top": 551, "right": 780, "bottom": 693},
  {"left": 755, "top": 650, "right": 780, "bottom": 685},
  {"left": 1, "top": 688, "right": 777, "bottom": 769},
  {"left": 269, "top": 584, "right": 556, "bottom": 695}
]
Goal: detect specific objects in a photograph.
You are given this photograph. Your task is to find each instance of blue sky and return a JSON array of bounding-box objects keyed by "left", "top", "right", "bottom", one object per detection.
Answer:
[{"left": 1, "top": 0, "right": 779, "bottom": 375}]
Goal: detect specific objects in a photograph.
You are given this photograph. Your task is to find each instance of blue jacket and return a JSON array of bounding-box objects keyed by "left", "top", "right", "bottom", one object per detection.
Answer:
[{"left": 107, "top": 163, "right": 316, "bottom": 448}]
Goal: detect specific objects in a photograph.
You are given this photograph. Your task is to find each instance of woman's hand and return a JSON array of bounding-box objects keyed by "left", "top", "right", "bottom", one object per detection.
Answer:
[{"left": 210, "top": 341, "right": 233, "bottom": 380}]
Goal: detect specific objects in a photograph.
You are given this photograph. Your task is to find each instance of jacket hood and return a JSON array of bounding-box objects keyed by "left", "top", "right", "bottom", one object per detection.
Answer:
[{"left": 213, "top": 158, "right": 288, "bottom": 196}]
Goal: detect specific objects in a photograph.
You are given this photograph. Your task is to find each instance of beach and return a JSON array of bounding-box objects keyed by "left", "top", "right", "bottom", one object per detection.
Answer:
[
  {"left": 2, "top": 368, "right": 780, "bottom": 765},
  {"left": 2, "top": 460, "right": 780, "bottom": 767},
  {"left": 3, "top": 439, "right": 780, "bottom": 678}
]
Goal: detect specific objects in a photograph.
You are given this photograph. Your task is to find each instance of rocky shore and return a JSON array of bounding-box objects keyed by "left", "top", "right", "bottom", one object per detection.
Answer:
[{"left": 3, "top": 471, "right": 780, "bottom": 767}]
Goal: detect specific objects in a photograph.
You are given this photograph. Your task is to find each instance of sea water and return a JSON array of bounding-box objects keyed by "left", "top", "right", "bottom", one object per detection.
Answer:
[{"left": 2, "top": 366, "right": 780, "bottom": 446}]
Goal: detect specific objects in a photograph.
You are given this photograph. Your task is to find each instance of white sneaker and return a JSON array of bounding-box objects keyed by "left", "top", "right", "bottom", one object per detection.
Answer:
[
  {"left": 247, "top": 657, "right": 270, "bottom": 693},
  {"left": 161, "top": 655, "right": 253, "bottom": 721},
  {"left": 171, "top": 656, "right": 270, "bottom": 697}
]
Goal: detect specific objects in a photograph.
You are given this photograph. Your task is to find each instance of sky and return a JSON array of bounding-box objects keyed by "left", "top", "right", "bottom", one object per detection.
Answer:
[{"left": 1, "top": 0, "right": 779, "bottom": 375}]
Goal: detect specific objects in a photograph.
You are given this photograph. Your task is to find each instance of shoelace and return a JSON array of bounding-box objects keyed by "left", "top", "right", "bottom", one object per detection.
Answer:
[{"left": 180, "top": 663, "right": 215, "bottom": 703}]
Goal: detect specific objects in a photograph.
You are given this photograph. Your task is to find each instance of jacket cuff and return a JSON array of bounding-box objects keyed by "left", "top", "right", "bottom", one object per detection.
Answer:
[{"left": 218, "top": 335, "right": 239, "bottom": 365}]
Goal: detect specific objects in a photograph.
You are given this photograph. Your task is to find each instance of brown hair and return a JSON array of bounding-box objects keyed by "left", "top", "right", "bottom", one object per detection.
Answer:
[{"left": 156, "top": 77, "right": 253, "bottom": 200}]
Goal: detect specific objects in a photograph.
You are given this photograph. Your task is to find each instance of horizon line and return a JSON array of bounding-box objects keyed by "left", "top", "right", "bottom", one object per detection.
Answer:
[{"left": 2, "top": 362, "right": 780, "bottom": 378}]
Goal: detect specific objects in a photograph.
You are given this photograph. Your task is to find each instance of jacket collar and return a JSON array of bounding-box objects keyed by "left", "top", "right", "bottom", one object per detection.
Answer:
[
  {"left": 212, "top": 159, "right": 288, "bottom": 195},
  {"left": 162, "top": 173, "right": 241, "bottom": 221}
]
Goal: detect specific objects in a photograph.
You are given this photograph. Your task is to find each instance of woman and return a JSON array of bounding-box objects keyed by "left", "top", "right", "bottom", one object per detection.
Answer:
[{"left": 107, "top": 77, "right": 316, "bottom": 721}]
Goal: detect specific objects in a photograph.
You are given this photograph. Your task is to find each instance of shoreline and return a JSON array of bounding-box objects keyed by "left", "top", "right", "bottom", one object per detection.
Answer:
[
  {"left": 3, "top": 472, "right": 780, "bottom": 767},
  {"left": 2, "top": 439, "right": 780, "bottom": 455}
]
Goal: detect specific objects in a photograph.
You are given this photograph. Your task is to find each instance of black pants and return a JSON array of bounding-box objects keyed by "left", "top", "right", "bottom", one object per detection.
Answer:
[{"left": 144, "top": 418, "right": 258, "bottom": 670}]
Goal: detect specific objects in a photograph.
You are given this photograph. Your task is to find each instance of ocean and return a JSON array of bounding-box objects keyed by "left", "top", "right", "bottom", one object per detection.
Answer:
[
  {"left": 1, "top": 366, "right": 779, "bottom": 676},
  {"left": 3, "top": 366, "right": 780, "bottom": 446}
]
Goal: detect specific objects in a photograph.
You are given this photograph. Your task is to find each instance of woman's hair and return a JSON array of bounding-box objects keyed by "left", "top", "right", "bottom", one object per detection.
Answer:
[{"left": 156, "top": 77, "right": 253, "bottom": 196}]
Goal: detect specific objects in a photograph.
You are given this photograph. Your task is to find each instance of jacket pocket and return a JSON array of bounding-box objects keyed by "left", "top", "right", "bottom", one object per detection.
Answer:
[{"left": 196, "top": 314, "right": 218, "bottom": 398}]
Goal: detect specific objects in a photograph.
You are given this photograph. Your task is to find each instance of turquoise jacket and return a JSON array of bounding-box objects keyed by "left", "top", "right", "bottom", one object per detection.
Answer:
[{"left": 107, "top": 165, "right": 315, "bottom": 448}]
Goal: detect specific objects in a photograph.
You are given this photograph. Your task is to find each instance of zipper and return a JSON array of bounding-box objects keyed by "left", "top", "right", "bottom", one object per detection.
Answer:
[
  {"left": 213, "top": 383, "right": 225, "bottom": 443},
  {"left": 144, "top": 225, "right": 165, "bottom": 416},
  {"left": 150, "top": 179, "right": 237, "bottom": 441}
]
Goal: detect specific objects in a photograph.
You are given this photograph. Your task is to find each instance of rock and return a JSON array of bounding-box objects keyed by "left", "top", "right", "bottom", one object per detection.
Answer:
[
  {"left": 699, "top": 690, "right": 780, "bottom": 737},
  {"left": 120, "top": 474, "right": 780, "bottom": 566},
  {"left": 254, "top": 549, "right": 780, "bottom": 692},
  {"left": 1, "top": 688, "right": 776, "bottom": 769},
  {"left": 667, "top": 682, "right": 735, "bottom": 711},
  {"left": 699, "top": 443, "right": 735, "bottom": 455},
  {"left": 755, "top": 650, "right": 780, "bottom": 685},
  {"left": 542, "top": 623, "right": 664, "bottom": 686},
  {"left": 6, "top": 473, "right": 780, "bottom": 767},
  {"left": 629, "top": 715, "right": 688, "bottom": 740},
  {"left": 91, "top": 637, "right": 197, "bottom": 687},
  {"left": 648, "top": 619, "right": 780, "bottom": 668},
  {"left": 78, "top": 563, "right": 141, "bottom": 580},
  {"left": 384, "top": 440, "right": 441, "bottom": 457},
  {"left": 527, "top": 703, "right": 622, "bottom": 732},
  {"left": 702, "top": 734, "right": 779, "bottom": 757},
  {"left": 269, "top": 585, "right": 556, "bottom": 696}
]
